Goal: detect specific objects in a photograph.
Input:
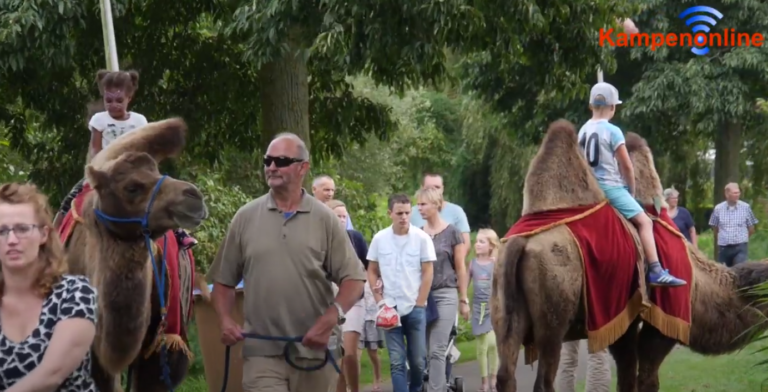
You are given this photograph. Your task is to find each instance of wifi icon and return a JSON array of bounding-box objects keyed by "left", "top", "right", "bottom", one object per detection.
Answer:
[{"left": 679, "top": 5, "right": 724, "bottom": 55}]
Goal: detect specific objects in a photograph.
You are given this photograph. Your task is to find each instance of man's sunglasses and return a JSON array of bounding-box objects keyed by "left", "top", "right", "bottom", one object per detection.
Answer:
[{"left": 263, "top": 155, "right": 305, "bottom": 168}]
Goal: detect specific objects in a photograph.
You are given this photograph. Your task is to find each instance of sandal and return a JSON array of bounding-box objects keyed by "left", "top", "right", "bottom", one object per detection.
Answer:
[{"left": 371, "top": 386, "right": 382, "bottom": 392}]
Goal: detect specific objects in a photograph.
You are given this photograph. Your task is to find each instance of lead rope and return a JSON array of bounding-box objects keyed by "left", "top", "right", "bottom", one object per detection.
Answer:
[{"left": 219, "top": 333, "right": 341, "bottom": 392}]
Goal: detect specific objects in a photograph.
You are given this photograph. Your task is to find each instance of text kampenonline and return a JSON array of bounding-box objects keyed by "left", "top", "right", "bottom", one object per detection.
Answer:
[{"left": 599, "top": 28, "right": 765, "bottom": 51}]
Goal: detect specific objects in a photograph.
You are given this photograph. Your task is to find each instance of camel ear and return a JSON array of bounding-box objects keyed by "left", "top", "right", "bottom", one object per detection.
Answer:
[{"left": 86, "top": 166, "right": 110, "bottom": 190}]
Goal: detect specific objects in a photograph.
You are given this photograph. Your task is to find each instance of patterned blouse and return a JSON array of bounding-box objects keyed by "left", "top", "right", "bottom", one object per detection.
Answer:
[{"left": 0, "top": 275, "right": 97, "bottom": 391}]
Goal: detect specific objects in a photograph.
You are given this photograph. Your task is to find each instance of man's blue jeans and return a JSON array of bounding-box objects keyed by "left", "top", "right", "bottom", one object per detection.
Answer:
[{"left": 384, "top": 306, "right": 427, "bottom": 392}]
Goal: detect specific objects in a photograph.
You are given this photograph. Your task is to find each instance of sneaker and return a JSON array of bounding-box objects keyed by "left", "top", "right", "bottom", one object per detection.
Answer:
[{"left": 648, "top": 269, "right": 686, "bottom": 287}]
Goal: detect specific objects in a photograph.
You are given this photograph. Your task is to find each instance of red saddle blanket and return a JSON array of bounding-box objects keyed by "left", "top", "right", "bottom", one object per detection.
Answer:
[
  {"left": 58, "top": 183, "right": 195, "bottom": 352},
  {"left": 504, "top": 201, "right": 692, "bottom": 353},
  {"left": 642, "top": 205, "right": 693, "bottom": 344}
]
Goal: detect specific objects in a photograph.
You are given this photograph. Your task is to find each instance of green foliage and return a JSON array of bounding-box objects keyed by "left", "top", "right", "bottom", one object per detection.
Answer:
[{"left": 183, "top": 167, "right": 253, "bottom": 272}]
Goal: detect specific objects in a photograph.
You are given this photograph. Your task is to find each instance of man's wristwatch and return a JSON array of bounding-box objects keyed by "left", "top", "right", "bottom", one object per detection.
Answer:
[
  {"left": 460, "top": 298, "right": 469, "bottom": 305},
  {"left": 333, "top": 302, "right": 346, "bottom": 325}
]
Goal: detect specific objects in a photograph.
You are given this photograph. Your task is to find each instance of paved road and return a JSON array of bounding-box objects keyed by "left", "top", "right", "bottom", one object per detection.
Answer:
[{"left": 363, "top": 341, "right": 615, "bottom": 391}]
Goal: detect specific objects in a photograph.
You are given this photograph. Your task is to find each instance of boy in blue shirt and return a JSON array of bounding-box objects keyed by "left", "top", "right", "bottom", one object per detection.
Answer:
[{"left": 578, "top": 82, "right": 686, "bottom": 287}]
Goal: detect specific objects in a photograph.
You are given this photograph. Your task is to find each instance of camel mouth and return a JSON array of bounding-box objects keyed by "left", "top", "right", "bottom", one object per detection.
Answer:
[{"left": 172, "top": 207, "right": 208, "bottom": 229}]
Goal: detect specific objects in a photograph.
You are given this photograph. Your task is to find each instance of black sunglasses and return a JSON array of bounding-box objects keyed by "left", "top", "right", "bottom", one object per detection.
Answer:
[{"left": 263, "top": 155, "right": 305, "bottom": 168}]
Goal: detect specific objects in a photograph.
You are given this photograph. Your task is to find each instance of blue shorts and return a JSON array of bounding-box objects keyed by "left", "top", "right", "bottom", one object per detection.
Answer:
[{"left": 601, "top": 185, "right": 643, "bottom": 220}]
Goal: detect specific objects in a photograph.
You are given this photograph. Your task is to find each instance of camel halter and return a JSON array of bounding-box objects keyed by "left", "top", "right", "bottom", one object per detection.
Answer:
[{"left": 93, "top": 174, "right": 175, "bottom": 391}]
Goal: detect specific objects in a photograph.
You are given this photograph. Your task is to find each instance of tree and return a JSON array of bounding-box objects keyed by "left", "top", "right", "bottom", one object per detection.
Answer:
[
  {"left": 621, "top": 0, "right": 768, "bottom": 205},
  {"left": 0, "top": 0, "right": 393, "bottom": 201}
]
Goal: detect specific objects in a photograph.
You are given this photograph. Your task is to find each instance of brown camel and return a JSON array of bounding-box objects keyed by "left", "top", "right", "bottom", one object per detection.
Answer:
[
  {"left": 62, "top": 118, "right": 209, "bottom": 392},
  {"left": 491, "top": 121, "right": 768, "bottom": 392}
]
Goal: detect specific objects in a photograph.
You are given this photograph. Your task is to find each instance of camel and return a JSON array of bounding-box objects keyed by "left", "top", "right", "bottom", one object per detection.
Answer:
[
  {"left": 60, "top": 118, "right": 209, "bottom": 392},
  {"left": 491, "top": 120, "right": 768, "bottom": 392}
]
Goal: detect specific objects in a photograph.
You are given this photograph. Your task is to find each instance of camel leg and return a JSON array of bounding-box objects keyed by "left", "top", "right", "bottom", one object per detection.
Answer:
[
  {"left": 608, "top": 318, "right": 641, "bottom": 392},
  {"left": 495, "top": 304, "right": 531, "bottom": 392},
  {"left": 130, "top": 347, "right": 191, "bottom": 392},
  {"left": 92, "top": 351, "right": 123, "bottom": 392},
  {"left": 636, "top": 324, "right": 676, "bottom": 392},
  {"left": 531, "top": 336, "right": 562, "bottom": 392}
]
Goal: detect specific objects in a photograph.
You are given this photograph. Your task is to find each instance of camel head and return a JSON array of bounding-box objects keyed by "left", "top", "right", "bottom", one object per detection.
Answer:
[
  {"left": 732, "top": 260, "right": 768, "bottom": 304},
  {"left": 85, "top": 118, "right": 209, "bottom": 239},
  {"left": 522, "top": 119, "right": 605, "bottom": 215},
  {"left": 625, "top": 132, "right": 666, "bottom": 209}
]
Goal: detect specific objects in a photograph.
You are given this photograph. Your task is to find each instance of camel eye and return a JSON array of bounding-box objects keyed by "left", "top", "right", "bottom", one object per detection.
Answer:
[{"left": 124, "top": 182, "right": 145, "bottom": 195}]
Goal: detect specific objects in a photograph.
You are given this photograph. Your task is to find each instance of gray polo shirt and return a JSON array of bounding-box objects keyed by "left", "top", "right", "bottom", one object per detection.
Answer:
[{"left": 211, "top": 190, "right": 366, "bottom": 359}]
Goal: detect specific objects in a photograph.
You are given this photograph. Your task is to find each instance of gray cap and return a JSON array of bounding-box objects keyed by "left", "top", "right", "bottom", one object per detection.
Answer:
[{"left": 589, "top": 82, "right": 622, "bottom": 106}]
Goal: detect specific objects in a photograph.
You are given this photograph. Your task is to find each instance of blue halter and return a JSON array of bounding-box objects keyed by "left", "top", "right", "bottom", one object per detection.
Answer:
[{"left": 94, "top": 175, "right": 174, "bottom": 391}]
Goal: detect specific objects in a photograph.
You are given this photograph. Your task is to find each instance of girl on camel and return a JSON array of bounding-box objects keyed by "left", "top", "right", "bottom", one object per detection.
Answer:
[
  {"left": 577, "top": 82, "right": 685, "bottom": 287},
  {"left": 55, "top": 70, "right": 197, "bottom": 250}
]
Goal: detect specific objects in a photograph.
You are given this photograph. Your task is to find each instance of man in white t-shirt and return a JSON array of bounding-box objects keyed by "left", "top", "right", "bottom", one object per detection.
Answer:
[{"left": 367, "top": 193, "right": 435, "bottom": 392}]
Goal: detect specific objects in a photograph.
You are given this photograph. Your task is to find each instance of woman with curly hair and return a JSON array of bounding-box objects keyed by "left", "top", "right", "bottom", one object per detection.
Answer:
[{"left": 0, "top": 183, "right": 97, "bottom": 391}]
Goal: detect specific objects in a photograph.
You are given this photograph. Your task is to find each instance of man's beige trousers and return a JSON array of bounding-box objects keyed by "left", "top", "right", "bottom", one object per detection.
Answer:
[{"left": 555, "top": 340, "right": 611, "bottom": 392}]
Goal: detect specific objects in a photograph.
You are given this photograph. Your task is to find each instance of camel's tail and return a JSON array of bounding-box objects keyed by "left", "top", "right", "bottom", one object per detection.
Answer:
[{"left": 495, "top": 236, "right": 528, "bottom": 341}]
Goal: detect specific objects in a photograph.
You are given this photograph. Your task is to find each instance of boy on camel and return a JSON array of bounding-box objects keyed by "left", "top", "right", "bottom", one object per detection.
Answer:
[
  {"left": 54, "top": 70, "right": 198, "bottom": 250},
  {"left": 577, "top": 82, "right": 686, "bottom": 287}
]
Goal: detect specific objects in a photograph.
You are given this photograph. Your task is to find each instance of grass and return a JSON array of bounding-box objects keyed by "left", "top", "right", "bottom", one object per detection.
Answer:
[
  {"left": 574, "top": 342, "right": 768, "bottom": 391},
  {"left": 173, "top": 230, "right": 768, "bottom": 391}
]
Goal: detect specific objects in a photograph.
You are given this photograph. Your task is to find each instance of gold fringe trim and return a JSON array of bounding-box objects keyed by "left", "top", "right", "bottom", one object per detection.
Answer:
[
  {"left": 501, "top": 200, "right": 608, "bottom": 243},
  {"left": 70, "top": 198, "right": 85, "bottom": 224},
  {"left": 587, "top": 290, "right": 644, "bottom": 353},
  {"left": 143, "top": 333, "right": 194, "bottom": 361},
  {"left": 640, "top": 304, "right": 690, "bottom": 345}
]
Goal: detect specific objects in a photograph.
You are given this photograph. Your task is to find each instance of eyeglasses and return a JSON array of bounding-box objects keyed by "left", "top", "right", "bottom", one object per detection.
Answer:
[
  {"left": 0, "top": 224, "right": 39, "bottom": 239},
  {"left": 263, "top": 155, "right": 304, "bottom": 168}
]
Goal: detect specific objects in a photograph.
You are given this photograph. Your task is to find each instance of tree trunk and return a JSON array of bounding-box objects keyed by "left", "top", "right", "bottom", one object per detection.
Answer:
[
  {"left": 258, "top": 29, "right": 311, "bottom": 187},
  {"left": 713, "top": 121, "right": 742, "bottom": 205}
]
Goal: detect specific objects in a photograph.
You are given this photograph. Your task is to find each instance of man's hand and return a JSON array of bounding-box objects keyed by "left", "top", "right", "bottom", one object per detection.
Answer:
[
  {"left": 302, "top": 307, "right": 338, "bottom": 351},
  {"left": 220, "top": 317, "right": 244, "bottom": 346},
  {"left": 460, "top": 302, "right": 470, "bottom": 321}
]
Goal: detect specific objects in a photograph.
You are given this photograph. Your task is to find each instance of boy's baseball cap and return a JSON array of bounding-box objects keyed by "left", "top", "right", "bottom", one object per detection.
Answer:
[{"left": 589, "top": 82, "right": 622, "bottom": 106}]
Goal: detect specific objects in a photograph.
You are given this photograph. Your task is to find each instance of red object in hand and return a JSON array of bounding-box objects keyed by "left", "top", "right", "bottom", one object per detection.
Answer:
[{"left": 375, "top": 301, "right": 401, "bottom": 330}]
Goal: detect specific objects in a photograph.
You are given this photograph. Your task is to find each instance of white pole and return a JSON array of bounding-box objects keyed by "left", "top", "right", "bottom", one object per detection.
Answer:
[
  {"left": 100, "top": 0, "right": 119, "bottom": 71},
  {"left": 597, "top": 68, "right": 604, "bottom": 83}
]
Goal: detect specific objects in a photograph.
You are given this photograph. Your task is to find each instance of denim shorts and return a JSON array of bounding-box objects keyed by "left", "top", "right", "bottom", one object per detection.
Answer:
[{"left": 601, "top": 185, "right": 643, "bottom": 220}]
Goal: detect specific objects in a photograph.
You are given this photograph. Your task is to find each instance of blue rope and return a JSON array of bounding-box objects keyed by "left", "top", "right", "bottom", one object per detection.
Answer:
[
  {"left": 95, "top": 175, "right": 174, "bottom": 391},
  {"left": 219, "top": 333, "right": 341, "bottom": 392}
]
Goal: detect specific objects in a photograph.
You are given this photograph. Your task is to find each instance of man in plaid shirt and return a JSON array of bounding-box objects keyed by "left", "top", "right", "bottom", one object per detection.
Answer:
[{"left": 709, "top": 183, "right": 759, "bottom": 266}]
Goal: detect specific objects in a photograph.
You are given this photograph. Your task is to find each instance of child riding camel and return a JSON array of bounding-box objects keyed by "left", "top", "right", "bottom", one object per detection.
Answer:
[
  {"left": 54, "top": 70, "right": 198, "bottom": 250},
  {"left": 578, "top": 82, "right": 686, "bottom": 287}
]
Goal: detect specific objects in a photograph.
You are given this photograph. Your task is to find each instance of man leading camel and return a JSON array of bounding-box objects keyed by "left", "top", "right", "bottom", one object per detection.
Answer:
[
  {"left": 577, "top": 82, "right": 686, "bottom": 288},
  {"left": 211, "top": 133, "right": 366, "bottom": 392}
]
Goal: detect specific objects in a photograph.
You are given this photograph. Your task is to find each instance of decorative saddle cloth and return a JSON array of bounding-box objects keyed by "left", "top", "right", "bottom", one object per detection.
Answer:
[
  {"left": 504, "top": 200, "right": 693, "bottom": 354},
  {"left": 58, "top": 183, "right": 196, "bottom": 359}
]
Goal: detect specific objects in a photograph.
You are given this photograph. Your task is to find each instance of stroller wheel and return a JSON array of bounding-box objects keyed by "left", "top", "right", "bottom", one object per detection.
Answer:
[{"left": 453, "top": 376, "right": 464, "bottom": 392}]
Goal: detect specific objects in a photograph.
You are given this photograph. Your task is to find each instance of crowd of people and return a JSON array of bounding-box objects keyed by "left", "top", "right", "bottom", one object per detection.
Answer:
[{"left": 0, "top": 68, "right": 762, "bottom": 392}]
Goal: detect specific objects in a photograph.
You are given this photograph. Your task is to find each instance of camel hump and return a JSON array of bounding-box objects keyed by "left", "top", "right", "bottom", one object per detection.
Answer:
[
  {"left": 625, "top": 132, "right": 648, "bottom": 153},
  {"left": 89, "top": 117, "right": 188, "bottom": 169},
  {"left": 521, "top": 119, "right": 605, "bottom": 215}
]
